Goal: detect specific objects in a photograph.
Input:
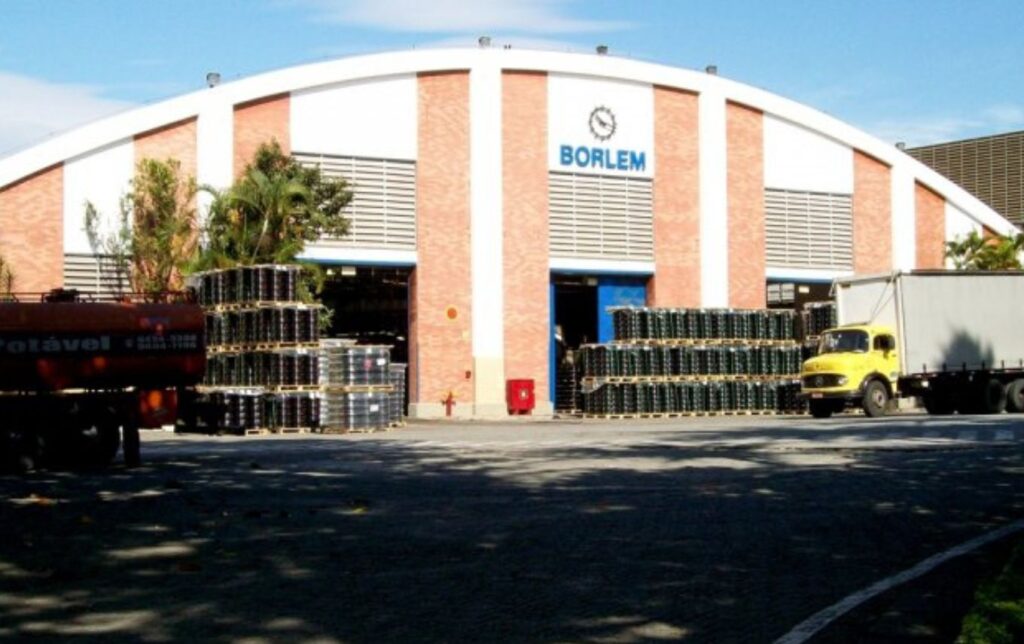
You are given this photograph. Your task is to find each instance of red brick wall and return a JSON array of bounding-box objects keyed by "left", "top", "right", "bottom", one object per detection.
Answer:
[
  {"left": 0, "top": 165, "right": 64, "bottom": 293},
  {"left": 915, "top": 182, "right": 945, "bottom": 269},
  {"left": 726, "top": 102, "right": 765, "bottom": 308},
  {"left": 233, "top": 94, "right": 290, "bottom": 176},
  {"left": 852, "top": 151, "right": 892, "bottom": 274},
  {"left": 502, "top": 71, "right": 550, "bottom": 400},
  {"left": 410, "top": 71, "right": 473, "bottom": 405},
  {"left": 649, "top": 86, "right": 700, "bottom": 307},
  {"left": 135, "top": 118, "right": 198, "bottom": 178}
]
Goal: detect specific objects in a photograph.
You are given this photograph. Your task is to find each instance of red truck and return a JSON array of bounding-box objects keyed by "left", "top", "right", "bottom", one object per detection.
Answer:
[{"left": 0, "top": 289, "right": 206, "bottom": 472}]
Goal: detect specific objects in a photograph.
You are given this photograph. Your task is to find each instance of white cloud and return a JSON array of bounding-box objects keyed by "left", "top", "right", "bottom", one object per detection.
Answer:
[
  {"left": 298, "top": 0, "right": 628, "bottom": 33},
  {"left": 863, "top": 104, "right": 1024, "bottom": 147},
  {"left": 0, "top": 71, "right": 134, "bottom": 156}
]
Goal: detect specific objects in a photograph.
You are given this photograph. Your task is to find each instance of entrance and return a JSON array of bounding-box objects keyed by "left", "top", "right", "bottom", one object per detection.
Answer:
[{"left": 550, "top": 274, "right": 648, "bottom": 410}]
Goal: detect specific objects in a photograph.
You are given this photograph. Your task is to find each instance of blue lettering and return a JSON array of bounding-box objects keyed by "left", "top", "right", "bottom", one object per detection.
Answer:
[
  {"left": 575, "top": 147, "right": 590, "bottom": 167},
  {"left": 616, "top": 150, "right": 628, "bottom": 170},
  {"left": 593, "top": 148, "right": 605, "bottom": 168},
  {"left": 630, "top": 151, "right": 646, "bottom": 171},
  {"left": 560, "top": 145, "right": 573, "bottom": 166}
]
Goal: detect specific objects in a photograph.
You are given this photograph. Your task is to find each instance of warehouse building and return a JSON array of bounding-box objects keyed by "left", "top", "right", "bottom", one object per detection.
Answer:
[
  {"left": 906, "top": 129, "right": 1024, "bottom": 228},
  {"left": 0, "top": 47, "right": 1018, "bottom": 418}
]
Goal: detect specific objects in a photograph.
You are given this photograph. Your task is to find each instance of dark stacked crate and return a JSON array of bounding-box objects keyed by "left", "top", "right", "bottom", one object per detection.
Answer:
[
  {"left": 193, "top": 264, "right": 324, "bottom": 434},
  {"left": 579, "top": 306, "right": 806, "bottom": 417},
  {"left": 799, "top": 301, "right": 837, "bottom": 359}
]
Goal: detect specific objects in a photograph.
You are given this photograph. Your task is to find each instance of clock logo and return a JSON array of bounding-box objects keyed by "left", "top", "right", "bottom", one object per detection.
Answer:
[{"left": 588, "top": 106, "right": 616, "bottom": 141}]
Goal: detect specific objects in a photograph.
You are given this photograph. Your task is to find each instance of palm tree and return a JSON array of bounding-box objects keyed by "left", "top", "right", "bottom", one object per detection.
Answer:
[{"left": 945, "top": 230, "right": 1024, "bottom": 270}]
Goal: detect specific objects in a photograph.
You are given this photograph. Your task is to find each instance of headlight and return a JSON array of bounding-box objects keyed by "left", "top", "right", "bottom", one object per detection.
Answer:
[{"left": 837, "top": 376, "right": 848, "bottom": 386}]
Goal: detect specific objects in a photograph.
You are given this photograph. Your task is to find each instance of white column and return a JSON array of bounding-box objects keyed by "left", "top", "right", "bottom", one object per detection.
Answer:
[
  {"left": 196, "top": 93, "right": 234, "bottom": 223},
  {"left": 698, "top": 89, "right": 729, "bottom": 307},
  {"left": 890, "top": 162, "right": 916, "bottom": 271},
  {"left": 469, "top": 54, "right": 507, "bottom": 417}
]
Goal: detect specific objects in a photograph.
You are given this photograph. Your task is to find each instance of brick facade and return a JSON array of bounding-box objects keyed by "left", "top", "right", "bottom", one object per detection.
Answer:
[
  {"left": 233, "top": 94, "right": 290, "bottom": 176},
  {"left": 502, "top": 71, "right": 550, "bottom": 401},
  {"left": 649, "top": 86, "right": 701, "bottom": 307},
  {"left": 852, "top": 151, "right": 892, "bottom": 274},
  {"left": 726, "top": 102, "right": 765, "bottom": 308},
  {"left": 410, "top": 72, "right": 473, "bottom": 408},
  {"left": 915, "top": 182, "right": 946, "bottom": 269},
  {"left": 0, "top": 165, "right": 64, "bottom": 293},
  {"left": 135, "top": 118, "right": 198, "bottom": 179}
]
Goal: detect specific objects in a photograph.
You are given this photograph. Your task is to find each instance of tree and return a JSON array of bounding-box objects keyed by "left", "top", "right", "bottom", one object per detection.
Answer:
[
  {"left": 945, "top": 230, "right": 1024, "bottom": 270},
  {"left": 0, "top": 254, "right": 14, "bottom": 298},
  {"left": 194, "top": 140, "right": 351, "bottom": 269},
  {"left": 86, "top": 158, "right": 198, "bottom": 295}
]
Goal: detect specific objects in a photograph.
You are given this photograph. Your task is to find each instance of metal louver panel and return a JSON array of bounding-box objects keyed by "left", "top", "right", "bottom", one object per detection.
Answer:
[
  {"left": 765, "top": 188, "right": 853, "bottom": 270},
  {"left": 63, "top": 254, "right": 130, "bottom": 298},
  {"left": 549, "top": 171, "right": 653, "bottom": 261},
  {"left": 294, "top": 153, "right": 416, "bottom": 251}
]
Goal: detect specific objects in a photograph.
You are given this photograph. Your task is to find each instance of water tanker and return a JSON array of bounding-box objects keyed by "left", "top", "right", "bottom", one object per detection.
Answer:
[{"left": 0, "top": 290, "right": 206, "bottom": 471}]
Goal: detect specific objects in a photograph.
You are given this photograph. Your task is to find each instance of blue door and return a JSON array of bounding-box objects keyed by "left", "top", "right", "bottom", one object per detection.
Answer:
[{"left": 596, "top": 277, "right": 647, "bottom": 343}]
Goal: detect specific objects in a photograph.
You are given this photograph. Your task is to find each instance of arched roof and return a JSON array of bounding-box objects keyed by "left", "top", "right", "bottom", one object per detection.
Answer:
[{"left": 0, "top": 48, "right": 1016, "bottom": 235}]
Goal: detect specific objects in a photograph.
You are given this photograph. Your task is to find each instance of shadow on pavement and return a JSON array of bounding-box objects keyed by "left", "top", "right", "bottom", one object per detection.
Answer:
[{"left": 0, "top": 429, "right": 1023, "bottom": 642}]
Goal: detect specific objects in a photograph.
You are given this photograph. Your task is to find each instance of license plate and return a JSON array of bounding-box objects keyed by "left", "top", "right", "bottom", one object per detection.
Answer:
[{"left": 810, "top": 393, "right": 823, "bottom": 399}]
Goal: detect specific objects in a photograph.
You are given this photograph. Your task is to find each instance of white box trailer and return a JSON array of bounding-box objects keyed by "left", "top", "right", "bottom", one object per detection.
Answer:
[{"left": 832, "top": 270, "right": 1024, "bottom": 414}]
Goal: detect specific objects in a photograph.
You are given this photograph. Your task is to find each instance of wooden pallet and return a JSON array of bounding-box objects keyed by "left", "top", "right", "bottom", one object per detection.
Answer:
[
  {"left": 580, "top": 410, "right": 807, "bottom": 419},
  {"left": 320, "top": 384, "right": 395, "bottom": 394},
  {"left": 208, "top": 301, "right": 325, "bottom": 312},
  {"left": 610, "top": 338, "right": 798, "bottom": 347},
  {"left": 581, "top": 374, "right": 802, "bottom": 384},
  {"left": 207, "top": 342, "right": 321, "bottom": 354},
  {"left": 241, "top": 426, "right": 315, "bottom": 436},
  {"left": 317, "top": 425, "right": 393, "bottom": 435}
]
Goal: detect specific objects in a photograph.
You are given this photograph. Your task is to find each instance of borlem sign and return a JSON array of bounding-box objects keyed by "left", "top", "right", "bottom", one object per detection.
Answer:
[{"left": 558, "top": 106, "right": 647, "bottom": 173}]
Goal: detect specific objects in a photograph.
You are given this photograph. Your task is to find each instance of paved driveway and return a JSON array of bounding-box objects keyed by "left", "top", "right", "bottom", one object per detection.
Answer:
[{"left": 1, "top": 413, "right": 1022, "bottom": 642}]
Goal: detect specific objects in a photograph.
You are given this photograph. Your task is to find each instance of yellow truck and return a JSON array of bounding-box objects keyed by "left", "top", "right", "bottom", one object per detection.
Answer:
[{"left": 800, "top": 271, "right": 1024, "bottom": 419}]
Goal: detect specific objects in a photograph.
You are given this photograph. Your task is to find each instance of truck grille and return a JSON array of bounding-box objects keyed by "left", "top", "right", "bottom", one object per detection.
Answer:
[{"left": 803, "top": 374, "right": 844, "bottom": 388}]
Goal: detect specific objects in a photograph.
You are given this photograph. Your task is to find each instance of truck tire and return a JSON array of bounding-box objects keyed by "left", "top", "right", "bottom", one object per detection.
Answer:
[
  {"left": 1006, "top": 379, "right": 1024, "bottom": 413},
  {"left": 977, "top": 378, "right": 1007, "bottom": 415},
  {"left": 809, "top": 399, "right": 834, "bottom": 418},
  {"left": 862, "top": 380, "right": 889, "bottom": 418},
  {"left": 0, "top": 428, "right": 43, "bottom": 473},
  {"left": 922, "top": 392, "right": 955, "bottom": 415},
  {"left": 49, "top": 409, "right": 122, "bottom": 469}
]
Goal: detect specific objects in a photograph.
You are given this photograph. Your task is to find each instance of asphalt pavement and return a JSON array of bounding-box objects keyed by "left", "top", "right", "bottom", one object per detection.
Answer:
[{"left": 1, "top": 412, "right": 1022, "bottom": 643}]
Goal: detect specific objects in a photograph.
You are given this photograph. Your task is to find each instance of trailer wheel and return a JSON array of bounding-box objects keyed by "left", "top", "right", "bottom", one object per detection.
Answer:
[
  {"left": 862, "top": 380, "right": 889, "bottom": 417},
  {"left": 50, "top": 409, "right": 122, "bottom": 469},
  {"left": 922, "top": 392, "right": 955, "bottom": 415},
  {"left": 977, "top": 378, "right": 1007, "bottom": 415},
  {"left": 1006, "top": 379, "right": 1024, "bottom": 413},
  {"left": 0, "top": 427, "right": 43, "bottom": 473}
]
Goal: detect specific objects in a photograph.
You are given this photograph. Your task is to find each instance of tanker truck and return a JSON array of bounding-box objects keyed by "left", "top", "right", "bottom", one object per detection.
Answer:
[
  {"left": 800, "top": 271, "right": 1024, "bottom": 418},
  {"left": 0, "top": 289, "right": 206, "bottom": 472}
]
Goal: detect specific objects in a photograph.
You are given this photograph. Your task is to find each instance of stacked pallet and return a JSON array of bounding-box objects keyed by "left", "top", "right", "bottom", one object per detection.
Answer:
[
  {"left": 194, "top": 265, "right": 324, "bottom": 435},
  {"left": 799, "top": 301, "right": 837, "bottom": 360},
  {"left": 578, "top": 307, "right": 806, "bottom": 418},
  {"left": 318, "top": 341, "right": 405, "bottom": 433}
]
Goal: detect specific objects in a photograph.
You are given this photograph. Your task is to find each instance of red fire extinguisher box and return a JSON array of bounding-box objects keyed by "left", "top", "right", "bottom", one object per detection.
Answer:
[{"left": 506, "top": 379, "right": 535, "bottom": 415}]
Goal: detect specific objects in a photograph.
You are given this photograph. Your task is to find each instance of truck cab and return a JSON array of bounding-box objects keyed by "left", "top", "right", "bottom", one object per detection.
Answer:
[{"left": 800, "top": 324, "right": 900, "bottom": 418}]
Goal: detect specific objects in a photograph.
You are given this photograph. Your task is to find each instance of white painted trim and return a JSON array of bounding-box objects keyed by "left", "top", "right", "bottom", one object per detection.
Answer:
[
  {"left": 549, "top": 257, "right": 654, "bottom": 274},
  {"left": 297, "top": 246, "right": 417, "bottom": 265},
  {"left": 699, "top": 89, "right": 728, "bottom": 307},
  {"left": 765, "top": 267, "right": 854, "bottom": 282},
  {"left": 1, "top": 47, "right": 1015, "bottom": 236}
]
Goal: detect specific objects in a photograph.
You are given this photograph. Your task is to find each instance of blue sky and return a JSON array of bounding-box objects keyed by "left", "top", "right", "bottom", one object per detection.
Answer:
[{"left": 1, "top": 0, "right": 1022, "bottom": 156}]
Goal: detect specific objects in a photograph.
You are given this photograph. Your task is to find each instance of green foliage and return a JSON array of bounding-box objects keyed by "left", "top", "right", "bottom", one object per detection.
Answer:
[
  {"left": 86, "top": 158, "right": 198, "bottom": 295},
  {"left": 194, "top": 140, "right": 351, "bottom": 270},
  {"left": 945, "top": 230, "right": 1024, "bottom": 270},
  {"left": 0, "top": 254, "right": 14, "bottom": 297},
  {"left": 958, "top": 541, "right": 1024, "bottom": 643}
]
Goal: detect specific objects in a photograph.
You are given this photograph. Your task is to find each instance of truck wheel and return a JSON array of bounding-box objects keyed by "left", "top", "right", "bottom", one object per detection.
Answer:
[
  {"left": 977, "top": 378, "right": 1007, "bottom": 415},
  {"left": 1006, "top": 379, "right": 1024, "bottom": 413},
  {"left": 922, "top": 393, "right": 955, "bottom": 415},
  {"left": 809, "top": 400, "right": 834, "bottom": 419},
  {"left": 862, "top": 380, "right": 889, "bottom": 418},
  {"left": 1, "top": 428, "right": 43, "bottom": 473}
]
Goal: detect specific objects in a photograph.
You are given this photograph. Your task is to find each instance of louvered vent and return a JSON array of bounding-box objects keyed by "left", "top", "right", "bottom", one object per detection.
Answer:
[
  {"left": 294, "top": 153, "right": 416, "bottom": 250},
  {"left": 549, "top": 171, "right": 653, "bottom": 261},
  {"left": 63, "top": 254, "right": 131, "bottom": 299},
  {"left": 765, "top": 188, "right": 853, "bottom": 269}
]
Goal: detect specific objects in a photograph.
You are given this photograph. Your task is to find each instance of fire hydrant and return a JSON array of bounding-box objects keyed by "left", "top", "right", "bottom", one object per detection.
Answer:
[{"left": 442, "top": 390, "right": 457, "bottom": 417}]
